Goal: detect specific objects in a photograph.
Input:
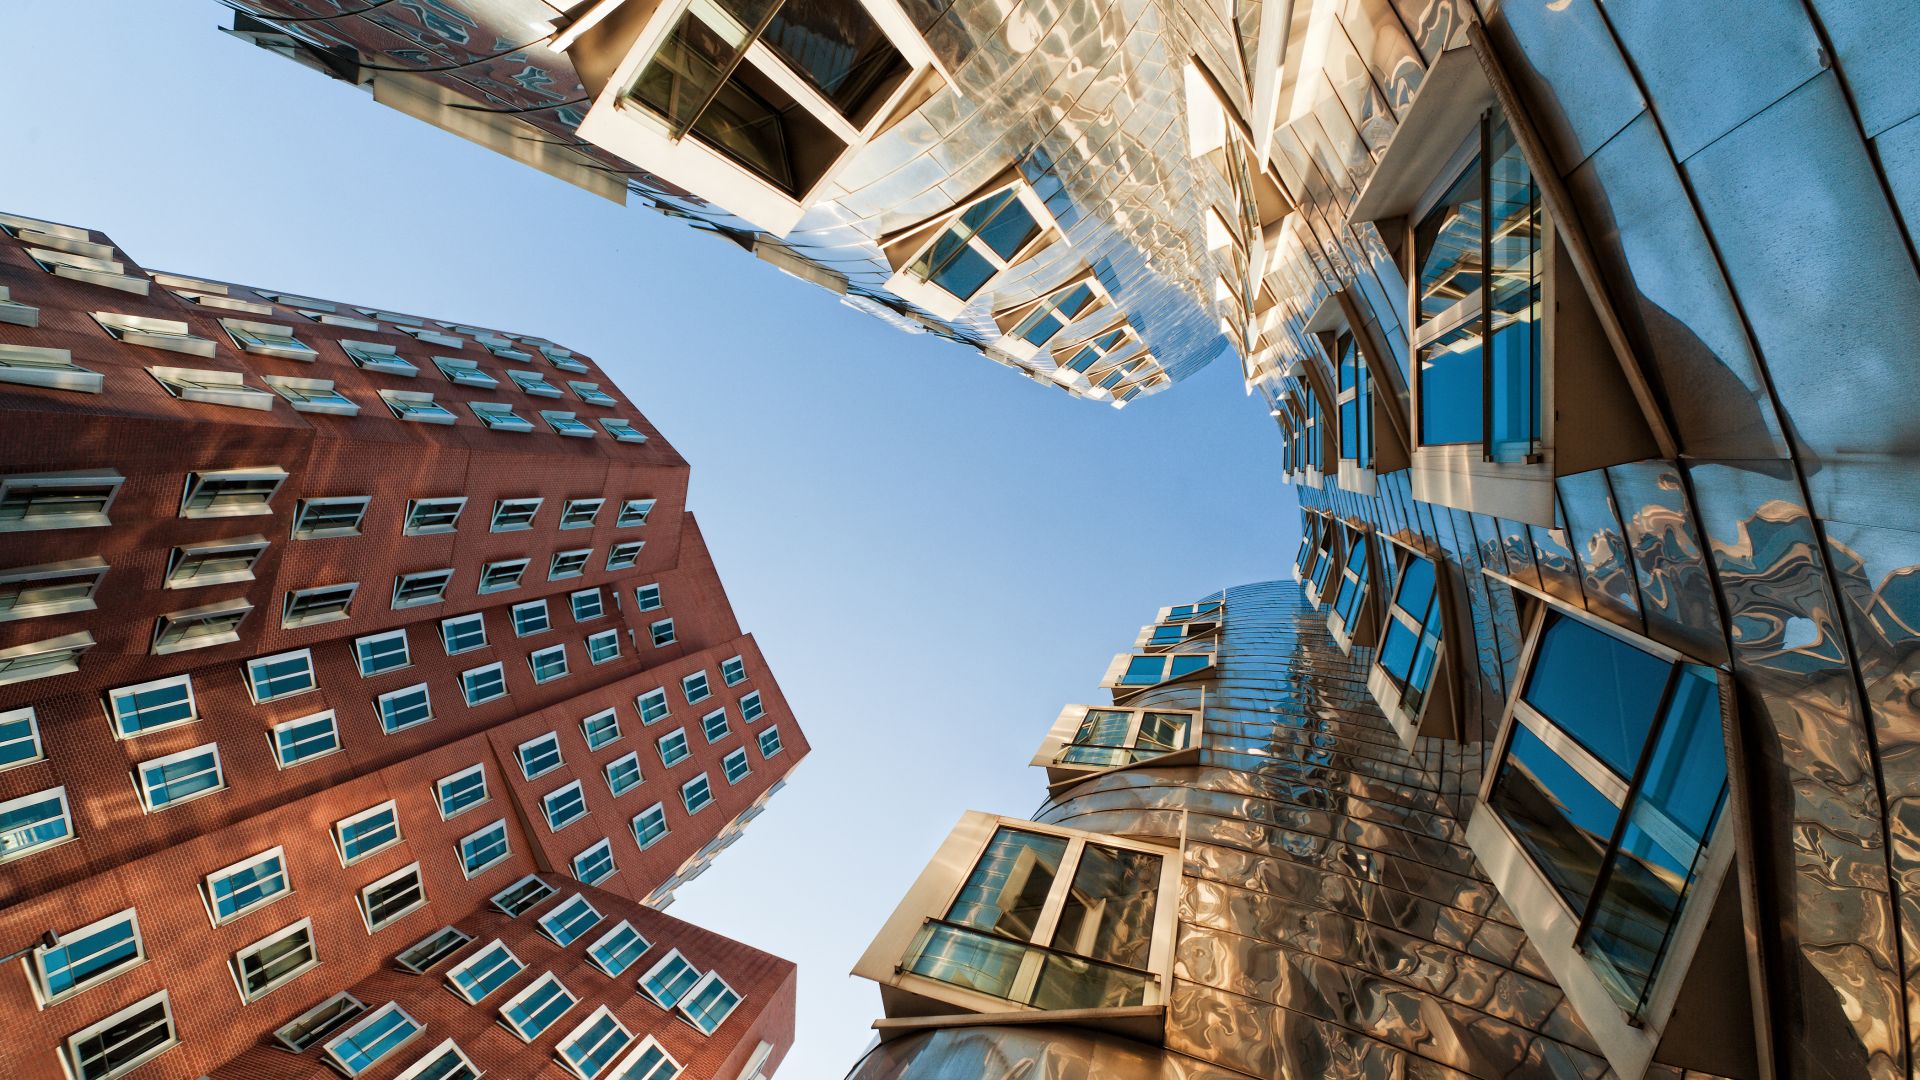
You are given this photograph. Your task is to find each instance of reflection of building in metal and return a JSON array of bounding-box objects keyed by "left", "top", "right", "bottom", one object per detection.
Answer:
[{"left": 0, "top": 210, "right": 805, "bottom": 1080}]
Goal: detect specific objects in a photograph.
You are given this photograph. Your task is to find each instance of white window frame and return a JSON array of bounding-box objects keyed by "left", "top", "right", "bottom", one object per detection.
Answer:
[
  {"left": 682, "top": 671, "right": 710, "bottom": 703},
  {"left": 529, "top": 643, "right": 570, "bottom": 684},
  {"left": 472, "top": 400, "right": 535, "bottom": 431},
  {"left": 543, "top": 780, "right": 589, "bottom": 832},
  {"left": 681, "top": 773, "right": 713, "bottom": 815},
  {"left": 636, "top": 687, "right": 669, "bottom": 725},
  {"left": 511, "top": 599, "right": 551, "bottom": 636},
  {"left": 573, "top": 837, "right": 617, "bottom": 885},
  {"left": 394, "top": 1038, "right": 482, "bottom": 1080},
  {"left": 376, "top": 682, "right": 434, "bottom": 734},
  {"left": 354, "top": 628, "right": 412, "bottom": 677},
  {"left": 134, "top": 741, "right": 226, "bottom": 812},
  {"left": 588, "top": 920, "right": 653, "bottom": 977},
  {"left": 433, "top": 356, "right": 497, "bottom": 388},
  {"left": 402, "top": 496, "right": 467, "bottom": 536},
  {"left": 633, "top": 803, "right": 670, "bottom": 849},
  {"left": 203, "top": 846, "right": 291, "bottom": 926},
  {"left": 587, "top": 629, "right": 621, "bottom": 665},
  {"left": 459, "top": 818, "right": 512, "bottom": 878},
  {"left": 61, "top": 989, "right": 178, "bottom": 1080},
  {"left": 265, "top": 375, "right": 359, "bottom": 415},
  {"left": 283, "top": 581, "right": 358, "bottom": 628},
  {"left": 884, "top": 174, "right": 1061, "bottom": 320},
  {"left": 582, "top": 708, "right": 622, "bottom": 750},
  {"left": 519, "top": 732, "right": 564, "bottom": 779},
  {"left": 435, "top": 763, "right": 490, "bottom": 820},
  {"left": 0, "top": 705, "right": 45, "bottom": 771},
  {"left": 605, "top": 752, "right": 644, "bottom": 797},
  {"left": 649, "top": 618, "right": 676, "bottom": 647},
  {"left": 335, "top": 800, "right": 403, "bottom": 865},
  {"left": 322, "top": 1001, "right": 423, "bottom": 1076},
  {"left": 479, "top": 557, "right": 530, "bottom": 594},
  {"left": 0, "top": 629, "right": 95, "bottom": 684},
  {"left": 245, "top": 648, "right": 316, "bottom": 704},
  {"left": 446, "top": 940, "right": 524, "bottom": 1003},
  {"left": 601, "top": 418, "right": 648, "bottom": 443},
  {"left": 104, "top": 673, "right": 198, "bottom": 739},
  {"left": 232, "top": 917, "right": 320, "bottom": 1003},
  {"left": 723, "top": 748, "right": 751, "bottom": 785},
  {"left": 0, "top": 785, "right": 73, "bottom": 862},
  {"left": 678, "top": 970, "right": 744, "bottom": 1034},
  {"left": 606, "top": 540, "right": 644, "bottom": 570},
  {"left": 490, "top": 874, "right": 557, "bottom": 917},
  {"left": 639, "top": 948, "right": 701, "bottom": 1008},
  {"left": 461, "top": 662, "right": 508, "bottom": 706},
  {"left": 617, "top": 498, "right": 655, "bottom": 527},
  {"left": 395, "top": 926, "right": 474, "bottom": 974},
  {"left": 358, "top": 862, "right": 428, "bottom": 933},
  {"left": 741, "top": 691, "right": 765, "bottom": 722},
  {"left": 538, "top": 894, "right": 603, "bottom": 946},
  {"left": 657, "top": 727, "right": 690, "bottom": 767},
  {"left": 274, "top": 992, "right": 366, "bottom": 1053},
  {"left": 30, "top": 907, "right": 146, "bottom": 1006},
  {"left": 556, "top": 1005, "right": 632, "bottom": 1079},
  {"left": 381, "top": 389, "right": 458, "bottom": 424},
  {"left": 392, "top": 568, "right": 453, "bottom": 609},
  {"left": 635, "top": 583, "right": 662, "bottom": 611},
  {"left": 0, "top": 469, "right": 123, "bottom": 532},
  {"left": 179, "top": 467, "right": 287, "bottom": 519},
  {"left": 721, "top": 655, "right": 747, "bottom": 686},
  {"left": 165, "top": 535, "right": 268, "bottom": 589},
  {"left": 293, "top": 495, "right": 369, "bottom": 539},
  {"left": 759, "top": 725, "right": 785, "bottom": 758},
  {"left": 152, "top": 599, "right": 251, "bottom": 655},
  {"left": 560, "top": 497, "right": 605, "bottom": 529},
  {"left": 440, "top": 612, "right": 487, "bottom": 655},
  {"left": 702, "top": 708, "right": 730, "bottom": 744},
  {"left": 570, "top": 587, "right": 606, "bottom": 621},
  {"left": 500, "top": 972, "right": 577, "bottom": 1042},
  {"left": 550, "top": 547, "right": 592, "bottom": 579},
  {"left": 491, "top": 497, "right": 542, "bottom": 532},
  {"left": 270, "top": 709, "right": 341, "bottom": 768},
  {"left": 0, "top": 556, "right": 109, "bottom": 621}
]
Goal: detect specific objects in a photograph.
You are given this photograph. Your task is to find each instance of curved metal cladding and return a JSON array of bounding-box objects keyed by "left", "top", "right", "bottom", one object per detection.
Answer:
[{"left": 850, "top": 580, "right": 1614, "bottom": 1079}]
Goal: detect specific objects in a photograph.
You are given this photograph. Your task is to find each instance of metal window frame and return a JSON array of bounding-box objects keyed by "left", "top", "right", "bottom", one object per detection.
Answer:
[
  {"left": 0, "top": 630, "right": 95, "bottom": 684},
  {"left": 218, "top": 317, "right": 316, "bottom": 360},
  {"left": 202, "top": 845, "right": 291, "bottom": 926},
  {"left": 541, "top": 409, "right": 596, "bottom": 437},
  {"left": 677, "top": 970, "right": 744, "bottom": 1034},
  {"left": 446, "top": 940, "right": 524, "bottom": 1003},
  {"left": 152, "top": 599, "right": 251, "bottom": 655},
  {"left": 587, "top": 629, "right": 621, "bottom": 664},
  {"left": 391, "top": 568, "right": 454, "bottom": 609},
  {"left": 432, "top": 356, "right": 498, "bottom": 388},
  {"left": 681, "top": 670, "right": 709, "bottom": 702},
  {"left": 269, "top": 709, "right": 341, "bottom": 768},
  {"left": 741, "top": 691, "right": 765, "bottom": 722},
  {"left": 340, "top": 339, "right": 421, "bottom": 376},
  {"left": 471, "top": 400, "right": 535, "bottom": 432},
  {"left": 322, "top": 1001, "right": 423, "bottom": 1076},
  {"left": 570, "top": 587, "right": 606, "bottom": 621},
  {"left": 549, "top": 548, "right": 592, "bottom": 580},
  {"left": 568, "top": 381, "right": 618, "bottom": 407},
  {"left": 133, "top": 741, "right": 226, "bottom": 812},
  {"left": 104, "top": 672, "right": 198, "bottom": 739},
  {"left": 518, "top": 732, "right": 564, "bottom": 779},
  {"left": 334, "top": 800, "right": 404, "bottom": 866},
  {"left": 500, "top": 971, "right": 577, "bottom": 1042},
  {"left": 435, "top": 763, "right": 490, "bottom": 820},
  {"left": 572, "top": 838, "right": 617, "bottom": 885},
  {"left": 30, "top": 907, "right": 146, "bottom": 1007},
  {"left": 680, "top": 772, "right": 713, "bottom": 815},
  {"left": 638, "top": 948, "right": 700, "bottom": 1008},
  {"left": 231, "top": 917, "right": 320, "bottom": 1003},
  {"left": 489, "top": 874, "right": 557, "bottom": 918},
  {"left": 439, "top": 613, "right": 488, "bottom": 655},
  {"left": 0, "top": 705, "right": 45, "bottom": 771},
  {"left": 273, "top": 992, "right": 365, "bottom": 1054},
  {"left": 657, "top": 727, "right": 690, "bottom": 767},
  {"left": 702, "top": 708, "right": 730, "bottom": 744},
  {"left": 509, "top": 369, "right": 564, "bottom": 397},
  {"left": 559, "top": 498, "right": 605, "bottom": 530},
  {"left": 284, "top": 581, "right": 359, "bottom": 628},
  {"left": 539, "top": 894, "right": 603, "bottom": 947},
  {"left": 632, "top": 803, "right": 670, "bottom": 849},
  {"left": 636, "top": 687, "right": 670, "bottom": 725},
  {"left": 721, "top": 655, "right": 747, "bottom": 686},
  {"left": 556, "top": 1004, "right": 632, "bottom": 1079},
  {"left": 511, "top": 599, "right": 550, "bottom": 636},
  {"left": 0, "top": 341, "right": 103, "bottom": 393},
  {"left": 607, "top": 1038, "right": 680, "bottom": 1080},
  {"left": 616, "top": 499, "right": 655, "bottom": 527},
  {"left": 0, "top": 556, "right": 109, "bottom": 622},
  {"left": 601, "top": 418, "right": 648, "bottom": 443},
  {"left": 582, "top": 708, "right": 622, "bottom": 750},
  {"left": 358, "top": 862, "right": 428, "bottom": 934},
  {"left": 723, "top": 748, "right": 751, "bottom": 784},
  {"left": 0, "top": 469, "right": 124, "bottom": 532},
  {"left": 380, "top": 389, "right": 458, "bottom": 425},
  {"left": 490, "top": 497, "right": 543, "bottom": 532},
  {"left": 759, "top": 726, "right": 783, "bottom": 758},
  {"left": 543, "top": 780, "right": 589, "bottom": 832},
  {"left": 263, "top": 375, "right": 359, "bottom": 415},
  {"left": 587, "top": 920, "right": 652, "bottom": 977},
  {"left": 393, "top": 1038, "right": 482, "bottom": 1080},
  {"left": 479, "top": 557, "right": 530, "bottom": 594},
  {"left": 149, "top": 365, "right": 277, "bottom": 411},
  {"left": 180, "top": 467, "right": 288, "bottom": 519},
  {"left": 245, "top": 648, "right": 316, "bottom": 704},
  {"left": 607, "top": 541, "right": 644, "bottom": 569},
  {"left": 529, "top": 643, "right": 571, "bottom": 684},
  {"left": 0, "top": 784, "right": 71, "bottom": 862}
]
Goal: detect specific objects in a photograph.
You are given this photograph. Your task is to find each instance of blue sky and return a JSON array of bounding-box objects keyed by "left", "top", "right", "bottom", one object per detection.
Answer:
[{"left": 1, "top": 3, "right": 1299, "bottom": 1072}]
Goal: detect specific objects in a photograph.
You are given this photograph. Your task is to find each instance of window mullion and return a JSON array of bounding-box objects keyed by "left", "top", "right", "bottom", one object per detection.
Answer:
[
  {"left": 1477, "top": 107, "right": 1495, "bottom": 463},
  {"left": 1570, "top": 664, "right": 1684, "bottom": 944},
  {"left": 1029, "top": 837, "right": 1082, "bottom": 946}
]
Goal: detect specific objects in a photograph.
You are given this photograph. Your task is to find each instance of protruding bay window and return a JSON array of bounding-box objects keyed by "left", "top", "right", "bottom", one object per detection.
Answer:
[
  {"left": 882, "top": 171, "right": 1060, "bottom": 320},
  {"left": 1366, "top": 537, "right": 1455, "bottom": 747},
  {"left": 1030, "top": 705, "right": 1201, "bottom": 786}
]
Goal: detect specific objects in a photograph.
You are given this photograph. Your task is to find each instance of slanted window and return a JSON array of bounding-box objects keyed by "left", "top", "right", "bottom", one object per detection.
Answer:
[
  {"left": 471, "top": 401, "right": 534, "bottom": 431},
  {"left": 340, "top": 340, "right": 420, "bottom": 377},
  {"left": 681, "top": 773, "right": 713, "bottom": 814},
  {"left": 560, "top": 498, "right": 604, "bottom": 529},
  {"left": 447, "top": 940, "right": 524, "bottom": 1003},
  {"left": 543, "top": 410, "right": 596, "bottom": 438},
  {"left": 633, "top": 803, "right": 670, "bottom": 849},
  {"left": 293, "top": 496, "right": 369, "bottom": 539},
  {"left": 886, "top": 176, "right": 1057, "bottom": 318},
  {"left": 233, "top": 918, "right": 319, "bottom": 1002},
  {"left": 482, "top": 338, "right": 533, "bottom": 362},
  {"left": 283, "top": 582, "right": 358, "bottom": 628},
  {"left": 588, "top": 920, "right": 652, "bottom": 977},
  {"left": 264, "top": 375, "right": 359, "bottom": 414},
  {"left": 617, "top": 499, "right": 656, "bottom": 527},
  {"left": 682, "top": 671, "right": 710, "bottom": 703},
  {"left": 403, "top": 497, "right": 466, "bottom": 535},
  {"left": 636, "top": 583, "right": 663, "bottom": 611},
  {"left": 479, "top": 558, "right": 530, "bottom": 594},
  {"left": 392, "top": 568, "right": 453, "bottom": 609},
  {"left": 605, "top": 752, "right": 644, "bottom": 797},
  {"left": 557, "top": 1005, "right": 632, "bottom": 1079},
  {"left": 758, "top": 726, "right": 783, "bottom": 758},
  {"left": 441, "top": 613, "right": 487, "bottom": 654},
  {"left": 723, "top": 748, "right": 750, "bottom": 784},
  {"left": 512, "top": 599, "right": 550, "bottom": 636},
  {"left": 459, "top": 819, "right": 512, "bottom": 878},
  {"left": 0, "top": 706, "right": 45, "bottom": 771},
  {"left": 519, "top": 733, "right": 564, "bottom": 779},
  {"left": 376, "top": 683, "right": 434, "bottom": 733},
  {"left": 335, "top": 801, "right": 403, "bottom": 864},
  {"left": 530, "top": 643, "right": 570, "bottom": 683},
  {"left": 396, "top": 926, "right": 472, "bottom": 973},
  {"left": 721, "top": 655, "right": 747, "bottom": 685},
  {"left": 607, "top": 540, "right": 645, "bottom": 570},
  {"left": 1334, "top": 329, "right": 1374, "bottom": 469},
  {"left": 640, "top": 949, "right": 702, "bottom": 1009},
  {"left": 1052, "top": 706, "right": 1194, "bottom": 769},
  {"left": 31, "top": 908, "right": 145, "bottom": 1005},
  {"left": 220, "top": 318, "right": 317, "bottom": 360},
  {"left": 354, "top": 629, "right": 411, "bottom": 677},
  {"left": 0, "top": 785, "right": 73, "bottom": 861},
  {"left": 149, "top": 365, "right": 276, "bottom": 411},
  {"left": 741, "top": 691, "right": 765, "bottom": 723},
  {"left": 501, "top": 972, "right": 576, "bottom": 1042},
  {"left": 275, "top": 993, "right": 365, "bottom": 1053},
  {"left": 1, "top": 629, "right": 96, "bottom": 682},
  {"left": 106, "top": 674, "right": 198, "bottom": 738},
  {"left": 573, "top": 838, "right": 617, "bottom": 885},
  {"left": 1331, "top": 528, "right": 1372, "bottom": 644},
  {"left": 435, "top": 764, "right": 489, "bottom": 819},
  {"left": 637, "top": 688, "right": 670, "bottom": 725},
  {"left": 1374, "top": 546, "right": 1446, "bottom": 729},
  {"left": 571, "top": 588, "right": 605, "bottom": 621},
  {"left": 587, "top": 629, "right": 621, "bottom": 664},
  {"left": 135, "top": 742, "right": 225, "bottom": 811},
  {"left": 61, "top": 990, "right": 179, "bottom": 1080},
  {"left": 1102, "top": 651, "right": 1214, "bottom": 690},
  {"left": 380, "top": 390, "right": 458, "bottom": 424},
  {"left": 204, "top": 847, "right": 290, "bottom": 925},
  {"left": 570, "top": 381, "right": 617, "bottom": 407},
  {"left": 679, "top": 972, "right": 743, "bottom": 1034},
  {"left": 180, "top": 467, "right": 286, "bottom": 519},
  {"left": 657, "top": 728, "right": 690, "bottom": 767},
  {"left": 0, "top": 342, "right": 102, "bottom": 393},
  {"left": 490, "top": 874, "right": 556, "bottom": 917},
  {"left": 393, "top": 1039, "right": 481, "bottom": 1080},
  {"left": 1053, "top": 323, "right": 1136, "bottom": 377},
  {"left": 997, "top": 274, "right": 1105, "bottom": 351},
  {"left": 323, "top": 1002, "right": 423, "bottom": 1075},
  {"left": 601, "top": 418, "right": 648, "bottom": 443},
  {"left": 166, "top": 536, "right": 268, "bottom": 589},
  {"left": 509, "top": 369, "right": 563, "bottom": 397},
  {"left": 270, "top": 710, "right": 340, "bottom": 767},
  {"left": 543, "top": 347, "right": 589, "bottom": 373},
  {"left": 0, "top": 470, "right": 123, "bottom": 531},
  {"left": 460, "top": 662, "right": 508, "bottom": 706},
  {"left": 702, "top": 708, "right": 730, "bottom": 743},
  {"left": 433, "top": 356, "right": 497, "bottom": 388},
  {"left": 582, "top": 708, "right": 621, "bottom": 750},
  {"left": 608, "top": 1039, "right": 680, "bottom": 1080},
  {"left": 492, "top": 498, "right": 542, "bottom": 531},
  {"left": 358, "top": 863, "right": 427, "bottom": 933},
  {"left": 543, "top": 780, "right": 589, "bottom": 831},
  {"left": 550, "top": 548, "right": 592, "bottom": 579}
]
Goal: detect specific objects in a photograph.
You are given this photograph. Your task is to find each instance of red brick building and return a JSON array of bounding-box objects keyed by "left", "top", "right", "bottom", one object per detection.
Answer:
[{"left": 0, "top": 209, "right": 806, "bottom": 1080}]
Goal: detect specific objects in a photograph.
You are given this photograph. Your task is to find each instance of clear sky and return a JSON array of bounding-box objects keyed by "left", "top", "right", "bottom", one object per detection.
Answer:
[{"left": 0, "top": 3, "right": 1300, "bottom": 1073}]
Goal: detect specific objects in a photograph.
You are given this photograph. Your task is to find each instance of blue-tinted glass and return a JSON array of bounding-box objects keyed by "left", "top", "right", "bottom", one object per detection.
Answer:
[
  {"left": 1379, "top": 619, "right": 1418, "bottom": 682},
  {"left": 1418, "top": 322, "right": 1483, "bottom": 446},
  {"left": 1414, "top": 159, "right": 1481, "bottom": 322},
  {"left": 1488, "top": 283, "right": 1540, "bottom": 458},
  {"left": 0, "top": 794, "right": 68, "bottom": 853},
  {"left": 1121, "top": 656, "right": 1163, "bottom": 685},
  {"left": 1393, "top": 555, "right": 1435, "bottom": 616},
  {"left": 1168, "top": 655, "right": 1210, "bottom": 679},
  {"left": 146, "top": 752, "right": 219, "bottom": 805},
  {"left": 43, "top": 918, "right": 138, "bottom": 995},
  {"left": 928, "top": 244, "right": 997, "bottom": 300},
  {"left": 1523, "top": 614, "right": 1671, "bottom": 777},
  {"left": 213, "top": 856, "right": 286, "bottom": 918},
  {"left": 946, "top": 827, "right": 1068, "bottom": 939},
  {"left": 1490, "top": 723, "right": 1620, "bottom": 913}
]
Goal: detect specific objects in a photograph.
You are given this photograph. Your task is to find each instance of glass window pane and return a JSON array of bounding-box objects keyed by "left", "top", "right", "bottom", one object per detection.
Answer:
[
  {"left": 943, "top": 827, "right": 1068, "bottom": 941},
  {"left": 1523, "top": 614, "right": 1672, "bottom": 777},
  {"left": 1489, "top": 723, "right": 1620, "bottom": 914},
  {"left": 757, "top": 0, "right": 907, "bottom": 117},
  {"left": 1049, "top": 842, "right": 1159, "bottom": 968}
]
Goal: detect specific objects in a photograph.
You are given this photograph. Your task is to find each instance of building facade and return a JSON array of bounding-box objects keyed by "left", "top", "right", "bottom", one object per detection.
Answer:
[{"left": 0, "top": 209, "right": 808, "bottom": 1080}]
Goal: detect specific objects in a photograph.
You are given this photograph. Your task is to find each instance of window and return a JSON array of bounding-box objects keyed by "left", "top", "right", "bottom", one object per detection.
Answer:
[
  {"left": 376, "top": 683, "right": 434, "bottom": 733},
  {"left": 0, "top": 470, "right": 123, "bottom": 531},
  {"left": 482, "top": 338, "right": 533, "bottom": 362},
  {"left": 234, "top": 918, "right": 319, "bottom": 1001},
  {"left": 589, "top": 920, "right": 652, "bottom": 977},
  {"left": 491, "top": 874, "right": 557, "bottom": 917},
  {"left": 649, "top": 619, "right": 678, "bottom": 648},
  {"left": 543, "top": 347, "right": 589, "bottom": 373},
  {"left": 539, "top": 893, "right": 604, "bottom": 946},
  {"left": 0, "top": 557, "right": 107, "bottom": 621},
  {"left": 152, "top": 365, "right": 279, "bottom": 411},
  {"left": 335, "top": 801, "right": 403, "bottom": 864},
  {"left": 550, "top": 548, "right": 592, "bottom": 579},
  {"left": 633, "top": 803, "right": 669, "bottom": 848},
  {"left": 1334, "top": 330, "right": 1373, "bottom": 468},
  {"left": 459, "top": 819, "right": 512, "bottom": 878},
  {"left": 448, "top": 940, "right": 524, "bottom": 1002},
  {"left": 266, "top": 375, "right": 359, "bottom": 415},
  {"left": 741, "top": 691, "right": 765, "bottom": 723},
  {"left": 392, "top": 568, "right": 454, "bottom": 608},
  {"left": 888, "top": 178, "right": 1056, "bottom": 316},
  {"left": 359, "top": 863, "right": 427, "bottom": 932},
  {"left": 205, "top": 847, "right": 289, "bottom": 925},
  {"left": 570, "top": 588, "right": 606, "bottom": 622},
  {"left": 479, "top": 557, "right": 530, "bottom": 594},
  {"left": 106, "top": 674, "right": 198, "bottom": 738},
  {"left": 275, "top": 993, "right": 366, "bottom": 1053},
  {"left": 543, "top": 410, "right": 596, "bottom": 437},
  {"left": 221, "top": 318, "right": 317, "bottom": 360},
  {"left": 323, "top": 1002, "right": 423, "bottom": 1076},
  {"left": 246, "top": 649, "right": 316, "bottom": 703},
  {"left": 605, "top": 753, "right": 643, "bottom": 797},
  {"left": 640, "top": 949, "right": 702, "bottom": 1009},
  {"left": 396, "top": 926, "right": 473, "bottom": 973},
  {"left": 1106, "top": 651, "right": 1214, "bottom": 689},
  {"left": 1331, "top": 528, "right": 1372, "bottom": 636},
  {"left": 567, "top": 381, "right": 616, "bottom": 408},
  {"left": 512, "top": 599, "right": 551, "bottom": 636},
  {"left": 0, "top": 780, "right": 72, "bottom": 857},
  {"left": 394, "top": 1039, "right": 482, "bottom": 1080},
  {"left": 560, "top": 498, "right": 605, "bottom": 529},
  {"left": 1377, "top": 548, "right": 1445, "bottom": 716},
  {"left": 637, "top": 688, "right": 670, "bottom": 724},
  {"left": 758, "top": 726, "right": 783, "bottom": 758},
  {"left": 403, "top": 497, "right": 466, "bottom": 535},
  {"left": 0, "top": 706, "right": 44, "bottom": 770},
  {"left": 31, "top": 909, "right": 144, "bottom": 1005},
  {"left": 682, "top": 671, "right": 710, "bottom": 703},
  {"left": 681, "top": 773, "right": 713, "bottom": 815},
  {"left": 635, "top": 583, "right": 663, "bottom": 611},
  {"left": 461, "top": 662, "right": 508, "bottom": 705},
  {"left": 0, "top": 630, "right": 95, "bottom": 683},
  {"left": 509, "top": 369, "right": 563, "bottom": 397},
  {"left": 582, "top": 709, "right": 621, "bottom": 750},
  {"left": 587, "top": 630, "right": 621, "bottom": 665},
  {"left": 1055, "top": 707, "right": 1193, "bottom": 768},
  {"left": 657, "top": 728, "right": 690, "bottom": 767},
  {"left": 355, "top": 629, "right": 411, "bottom": 677},
  {"left": 436, "top": 764, "right": 490, "bottom": 819},
  {"left": 282, "top": 582, "right": 357, "bottom": 628},
  {"left": 135, "top": 742, "right": 224, "bottom": 811},
  {"left": 294, "top": 496, "right": 369, "bottom": 539},
  {"left": 519, "top": 732, "right": 564, "bottom": 779},
  {"left": 433, "top": 356, "right": 497, "bottom": 388},
  {"left": 558, "top": 1006, "right": 632, "bottom": 1079},
  {"left": 1002, "top": 276, "right": 1103, "bottom": 349},
  {"left": 702, "top": 709, "right": 730, "bottom": 743},
  {"left": 0, "top": 342, "right": 103, "bottom": 393},
  {"left": 270, "top": 710, "right": 341, "bottom": 767},
  {"left": 721, "top": 655, "right": 747, "bottom": 685},
  {"left": 341, "top": 340, "right": 420, "bottom": 376},
  {"left": 1055, "top": 323, "right": 1136, "bottom": 377},
  {"left": 180, "top": 467, "right": 286, "bottom": 519},
  {"left": 722, "top": 748, "right": 750, "bottom": 784},
  {"left": 573, "top": 838, "right": 617, "bottom": 885},
  {"left": 601, "top": 418, "right": 648, "bottom": 443},
  {"left": 607, "top": 540, "right": 645, "bottom": 570},
  {"left": 491, "top": 497, "right": 542, "bottom": 531},
  {"left": 543, "top": 781, "right": 589, "bottom": 831},
  {"left": 609, "top": 1040, "right": 681, "bottom": 1080},
  {"left": 617, "top": 499, "right": 656, "bottom": 527},
  {"left": 679, "top": 972, "right": 743, "bottom": 1034},
  {"left": 502, "top": 973, "right": 576, "bottom": 1041},
  {"left": 165, "top": 536, "right": 268, "bottom": 589},
  {"left": 61, "top": 990, "right": 178, "bottom": 1080},
  {"left": 471, "top": 400, "right": 534, "bottom": 431},
  {"left": 530, "top": 643, "right": 570, "bottom": 683},
  {"left": 441, "top": 613, "right": 487, "bottom": 654}
]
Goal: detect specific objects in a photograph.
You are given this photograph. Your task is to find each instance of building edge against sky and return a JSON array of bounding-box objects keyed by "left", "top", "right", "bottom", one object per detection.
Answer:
[{"left": 0, "top": 209, "right": 807, "bottom": 1080}]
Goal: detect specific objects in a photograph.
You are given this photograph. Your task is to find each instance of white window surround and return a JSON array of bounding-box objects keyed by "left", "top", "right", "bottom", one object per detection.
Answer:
[
  {"left": 334, "top": 800, "right": 403, "bottom": 865},
  {"left": 104, "top": 672, "right": 198, "bottom": 739},
  {"left": 283, "top": 582, "right": 358, "bottom": 628},
  {"left": 232, "top": 917, "right": 320, "bottom": 1003},
  {"left": 134, "top": 741, "right": 226, "bottom": 812},
  {"left": 29, "top": 907, "right": 146, "bottom": 1006},
  {"left": 500, "top": 972, "right": 577, "bottom": 1043},
  {"left": 203, "top": 846, "right": 291, "bottom": 926},
  {"left": 393, "top": 1038, "right": 482, "bottom": 1080},
  {"left": 219, "top": 317, "right": 318, "bottom": 360},
  {"left": 882, "top": 172, "right": 1062, "bottom": 320},
  {"left": 0, "top": 706, "right": 46, "bottom": 771},
  {"left": 292, "top": 496, "right": 369, "bottom": 539},
  {"left": 246, "top": 648, "right": 316, "bottom": 704},
  {"left": 166, "top": 536, "right": 269, "bottom": 589},
  {"left": 340, "top": 339, "right": 420, "bottom": 376},
  {"left": 61, "top": 990, "right": 179, "bottom": 1080},
  {"left": 93, "top": 311, "right": 217, "bottom": 357},
  {"left": 0, "top": 785, "right": 72, "bottom": 861},
  {"left": 180, "top": 467, "right": 288, "bottom": 519},
  {"left": 273, "top": 992, "right": 366, "bottom": 1054},
  {"left": 358, "top": 862, "right": 428, "bottom": 933},
  {"left": 0, "top": 469, "right": 123, "bottom": 532},
  {"left": 403, "top": 497, "right": 466, "bottom": 536},
  {"left": 269, "top": 710, "right": 341, "bottom": 769},
  {"left": 0, "top": 629, "right": 95, "bottom": 683},
  {"left": 380, "top": 390, "right": 459, "bottom": 425},
  {"left": 472, "top": 400, "right": 535, "bottom": 431},
  {"left": 0, "top": 342, "right": 102, "bottom": 393},
  {"left": 435, "top": 763, "right": 490, "bottom": 819},
  {"left": 149, "top": 365, "right": 277, "bottom": 411}
]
